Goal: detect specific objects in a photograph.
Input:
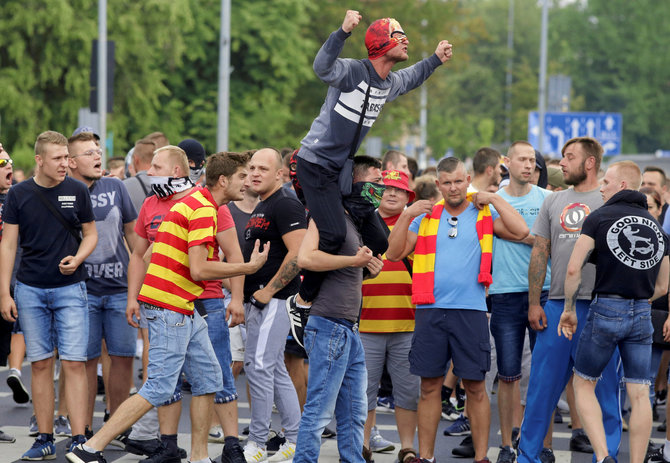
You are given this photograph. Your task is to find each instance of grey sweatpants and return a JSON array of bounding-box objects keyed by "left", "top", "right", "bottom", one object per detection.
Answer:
[{"left": 244, "top": 298, "right": 301, "bottom": 445}]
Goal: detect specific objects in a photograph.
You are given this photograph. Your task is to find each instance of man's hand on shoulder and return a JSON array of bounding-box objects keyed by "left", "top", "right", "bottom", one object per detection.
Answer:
[
  {"left": 435, "top": 40, "right": 453, "bottom": 63},
  {"left": 404, "top": 199, "right": 433, "bottom": 219},
  {"left": 342, "top": 10, "right": 362, "bottom": 33}
]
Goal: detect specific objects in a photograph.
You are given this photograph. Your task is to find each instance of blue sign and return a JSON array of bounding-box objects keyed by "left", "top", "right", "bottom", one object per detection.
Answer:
[{"left": 528, "top": 111, "right": 622, "bottom": 156}]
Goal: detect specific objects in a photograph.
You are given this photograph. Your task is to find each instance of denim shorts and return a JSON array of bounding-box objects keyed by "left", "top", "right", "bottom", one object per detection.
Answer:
[
  {"left": 200, "top": 297, "right": 238, "bottom": 403},
  {"left": 574, "top": 295, "right": 653, "bottom": 384},
  {"left": 409, "top": 308, "right": 490, "bottom": 381},
  {"left": 138, "top": 307, "right": 223, "bottom": 407},
  {"left": 87, "top": 292, "right": 137, "bottom": 359},
  {"left": 490, "top": 291, "right": 547, "bottom": 381},
  {"left": 15, "top": 281, "right": 89, "bottom": 362}
]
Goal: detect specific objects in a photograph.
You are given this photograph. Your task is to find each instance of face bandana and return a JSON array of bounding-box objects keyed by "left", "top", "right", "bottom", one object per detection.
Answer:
[
  {"left": 189, "top": 166, "right": 205, "bottom": 184},
  {"left": 149, "top": 176, "right": 195, "bottom": 199},
  {"left": 344, "top": 182, "right": 387, "bottom": 228}
]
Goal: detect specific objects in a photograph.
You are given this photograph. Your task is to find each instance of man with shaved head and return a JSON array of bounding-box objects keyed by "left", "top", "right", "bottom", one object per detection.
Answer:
[
  {"left": 241, "top": 148, "right": 306, "bottom": 462},
  {"left": 558, "top": 160, "right": 669, "bottom": 463}
]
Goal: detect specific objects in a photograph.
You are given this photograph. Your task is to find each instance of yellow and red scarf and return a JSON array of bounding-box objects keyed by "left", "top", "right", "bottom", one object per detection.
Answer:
[{"left": 411, "top": 193, "right": 493, "bottom": 305}]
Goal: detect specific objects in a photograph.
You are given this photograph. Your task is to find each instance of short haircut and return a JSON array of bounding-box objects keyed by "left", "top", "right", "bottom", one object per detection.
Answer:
[
  {"left": 107, "top": 156, "right": 126, "bottom": 170},
  {"left": 254, "top": 147, "right": 282, "bottom": 169},
  {"left": 353, "top": 154, "right": 382, "bottom": 181},
  {"left": 155, "top": 145, "right": 189, "bottom": 176},
  {"left": 35, "top": 131, "right": 67, "bottom": 156},
  {"left": 407, "top": 156, "right": 418, "bottom": 180},
  {"left": 381, "top": 150, "right": 406, "bottom": 169},
  {"left": 68, "top": 131, "right": 98, "bottom": 148},
  {"left": 414, "top": 175, "right": 439, "bottom": 201},
  {"left": 562, "top": 137, "right": 603, "bottom": 172},
  {"left": 644, "top": 166, "right": 667, "bottom": 183},
  {"left": 134, "top": 138, "right": 157, "bottom": 164},
  {"left": 610, "top": 160, "right": 641, "bottom": 190},
  {"left": 473, "top": 147, "right": 501, "bottom": 175},
  {"left": 145, "top": 132, "right": 169, "bottom": 149},
  {"left": 640, "top": 187, "right": 662, "bottom": 209},
  {"left": 206, "top": 152, "right": 248, "bottom": 187},
  {"left": 507, "top": 141, "right": 534, "bottom": 158},
  {"left": 437, "top": 156, "right": 464, "bottom": 174}
]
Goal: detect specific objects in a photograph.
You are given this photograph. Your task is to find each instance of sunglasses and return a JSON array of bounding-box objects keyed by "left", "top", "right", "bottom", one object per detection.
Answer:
[
  {"left": 0, "top": 158, "right": 13, "bottom": 168},
  {"left": 448, "top": 217, "right": 458, "bottom": 238}
]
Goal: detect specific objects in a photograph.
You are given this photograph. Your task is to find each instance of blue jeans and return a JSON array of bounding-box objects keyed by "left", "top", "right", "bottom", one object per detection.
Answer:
[
  {"left": 294, "top": 316, "right": 367, "bottom": 463},
  {"left": 200, "top": 297, "right": 238, "bottom": 403},
  {"left": 575, "top": 296, "right": 652, "bottom": 384},
  {"left": 490, "top": 291, "right": 547, "bottom": 381},
  {"left": 138, "top": 307, "right": 222, "bottom": 407},
  {"left": 15, "top": 281, "right": 89, "bottom": 362},
  {"left": 87, "top": 292, "right": 136, "bottom": 359},
  {"left": 518, "top": 299, "right": 622, "bottom": 463}
]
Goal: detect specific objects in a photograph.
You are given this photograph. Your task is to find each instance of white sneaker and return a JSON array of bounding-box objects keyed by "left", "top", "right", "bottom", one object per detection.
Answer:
[
  {"left": 244, "top": 440, "right": 268, "bottom": 462},
  {"left": 268, "top": 441, "right": 295, "bottom": 462},
  {"left": 208, "top": 425, "right": 225, "bottom": 443}
]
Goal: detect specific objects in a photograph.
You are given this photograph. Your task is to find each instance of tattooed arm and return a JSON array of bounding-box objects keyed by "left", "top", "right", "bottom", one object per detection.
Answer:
[
  {"left": 252, "top": 228, "right": 306, "bottom": 305},
  {"left": 528, "top": 235, "right": 551, "bottom": 331},
  {"left": 557, "top": 234, "right": 595, "bottom": 340}
]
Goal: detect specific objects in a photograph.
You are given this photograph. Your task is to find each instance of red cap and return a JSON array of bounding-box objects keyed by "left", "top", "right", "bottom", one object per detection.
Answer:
[
  {"left": 382, "top": 169, "right": 415, "bottom": 203},
  {"left": 365, "top": 18, "right": 408, "bottom": 59}
]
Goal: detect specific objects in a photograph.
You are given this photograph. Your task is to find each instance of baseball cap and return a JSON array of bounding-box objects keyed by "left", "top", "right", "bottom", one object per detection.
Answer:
[
  {"left": 178, "top": 139, "right": 206, "bottom": 167},
  {"left": 71, "top": 126, "right": 100, "bottom": 140},
  {"left": 382, "top": 169, "right": 415, "bottom": 203}
]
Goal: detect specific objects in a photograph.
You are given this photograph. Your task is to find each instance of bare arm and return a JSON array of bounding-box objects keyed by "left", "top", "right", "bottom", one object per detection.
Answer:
[
  {"left": 217, "top": 227, "right": 245, "bottom": 326},
  {"left": 651, "top": 255, "right": 670, "bottom": 302},
  {"left": 59, "top": 221, "right": 98, "bottom": 275},
  {"left": 0, "top": 224, "right": 18, "bottom": 321},
  {"left": 126, "top": 236, "right": 151, "bottom": 327},
  {"left": 189, "top": 240, "right": 268, "bottom": 281},
  {"left": 252, "top": 228, "right": 305, "bottom": 305},
  {"left": 386, "top": 200, "right": 432, "bottom": 261},
  {"left": 123, "top": 220, "right": 138, "bottom": 253},
  {"left": 528, "top": 235, "right": 550, "bottom": 330},
  {"left": 298, "top": 220, "right": 372, "bottom": 271},
  {"left": 557, "top": 234, "right": 594, "bottom": 340},
  {"left": 472, "top": 192, "right": 529, "bottom": 241}
]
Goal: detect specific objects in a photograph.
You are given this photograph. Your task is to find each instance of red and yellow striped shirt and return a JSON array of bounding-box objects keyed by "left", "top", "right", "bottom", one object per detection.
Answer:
[
  {"left": 360, "top": 214, "right": 415, "bottom": 333},
  {"left": 138, "top": 188, "right": 218, "bottom": 314}
]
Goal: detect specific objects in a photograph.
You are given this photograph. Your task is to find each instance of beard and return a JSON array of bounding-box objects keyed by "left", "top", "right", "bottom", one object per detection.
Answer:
[{"left": 564, "top": 161, "right": 587, "bottom": 186}]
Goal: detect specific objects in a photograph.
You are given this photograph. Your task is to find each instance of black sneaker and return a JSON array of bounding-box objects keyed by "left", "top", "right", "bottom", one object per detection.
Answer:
[
  {"left": 85, "top": 426, "right": 94, "bottom": 440},
  {"left": 221, "top": 439, "right": 246, "bottom": 463},
  {"left": 539, "top": 448, "right": 555, "bottom": 463},
  {"left": 569, "top": 429, "right": 593, "bottom": 453},
  {"left": 110, "top": 428, "right": 131, "bottom": 449},
  {"left": 512, "top": 427, "right": 520, "bottom": 450},
  {"left": 452, "top": 435, "right": 474, "bottom": 458},
  {"left": 286, "top": 295, "right": 309, "bottom": 348},
  {"left": 647, "top": 446, "right": 670, "bottom": 463},
  {"left": 125, "top": 438, "right": 161, "bottom": 456},
  {"left": 496, "top": 446, "right": 516, "bottom": 463},
  {"left": 140, "top": 440, "right": 182, "bottom": 463},
  {"left": 66, "top": 444, "right": 107, "bottom": 463},
  {"left": 322, "top": 426, "right": 337, "bottom": 438},
  {"left": 6, "top": 370, "right": 30, "bottom": 404},
  {"left": 266, "top": 430, "right": 286, "bottom": 453}
]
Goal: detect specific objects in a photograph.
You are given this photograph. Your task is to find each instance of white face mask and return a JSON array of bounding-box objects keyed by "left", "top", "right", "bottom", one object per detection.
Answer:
[
  {"left": 149, "top": 176, "right": 195, "bottom": 199},
  {"left": 189, "top": 166, "right": 205, "bottom": 184}
]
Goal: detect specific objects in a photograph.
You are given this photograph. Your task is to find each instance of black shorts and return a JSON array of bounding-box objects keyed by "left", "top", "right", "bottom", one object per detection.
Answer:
[
  {"left": 409, "top": 308, "right": 490, "bottom": 381},
  {"left": 285, "top": 334, "right": 307, "bottom": 359}
]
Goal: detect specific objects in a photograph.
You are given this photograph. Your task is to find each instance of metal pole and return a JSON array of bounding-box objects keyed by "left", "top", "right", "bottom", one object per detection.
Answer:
[
  {"left": 216, "top": 0, "right": 231, "bottom": 152},
  {"left": 419, "top": 75, "right": 427, "bottom": 170},
  {"left": 538, "top": 0, "right": 548, "bottom": 152},
  {"left": 504, "top": 0, "right": 514, "bottom": 147},
  {"left": 98, "top": 0, "right": 107, "bottom": 168}
]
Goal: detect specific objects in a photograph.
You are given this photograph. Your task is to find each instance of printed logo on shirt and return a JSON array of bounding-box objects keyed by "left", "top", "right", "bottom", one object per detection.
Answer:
[
  {"left": 334, "top": 80, "right": 389, "bottom": 128},
  {"left": 560, "top": 202, "right": 591, "bottom": 233},
  {"left": 606, "top": 215, "right": 665, "bottom": 270},
  {"left": 246, "top": 215, "right": 270, "bottom": 240},
  {"left": 58, "top": 195, "right": 76, "bottom": 209}
]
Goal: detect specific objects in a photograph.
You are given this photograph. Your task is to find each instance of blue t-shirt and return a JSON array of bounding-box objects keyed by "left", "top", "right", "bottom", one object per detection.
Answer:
[
  {"left": 3, "top": 177, "right": 95, "bottom": 288},
  {"left": 489, "top": 185, "right": 552, "bottom": 294},
  {"left": 409, "top": 202, "right": 499, "bottom": 311},
  {"left": 84, "top": 177, "right": 137, "bottom": 295}
]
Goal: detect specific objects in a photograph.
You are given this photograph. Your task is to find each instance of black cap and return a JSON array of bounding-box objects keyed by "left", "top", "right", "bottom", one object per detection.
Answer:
[{"left": 178, "top": 139, "right": 206, "bottom": 167}]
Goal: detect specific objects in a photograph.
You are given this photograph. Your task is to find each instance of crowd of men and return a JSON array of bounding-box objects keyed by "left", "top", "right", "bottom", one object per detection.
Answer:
[{"left": 1, "top": 8, "right": 669, "bottom": 463}]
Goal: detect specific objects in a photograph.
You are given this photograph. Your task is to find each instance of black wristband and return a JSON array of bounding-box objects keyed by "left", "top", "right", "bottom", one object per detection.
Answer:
[{"left": 249, "top": 295, "right": 266, "bottom": 310}]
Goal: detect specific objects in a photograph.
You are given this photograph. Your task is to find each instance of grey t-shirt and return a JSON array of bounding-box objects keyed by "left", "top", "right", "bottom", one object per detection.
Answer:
[
  {"left": 122, "top": 171, "right": 152, "bottom": 213},
  {"left": 310, "top": 214, "right": 363, "bottom": 322},
  {"left": 532, "top": 186, "right": 603, "bottom": 299}
]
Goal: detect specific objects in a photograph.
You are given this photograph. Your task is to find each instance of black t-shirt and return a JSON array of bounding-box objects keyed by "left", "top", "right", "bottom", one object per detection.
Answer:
[
  {"left": 582, "top": 190, "right": 669, "bottom": 299},
  {"left": 242, "top": 188, "right": 306, "bottom": 299},
  {"left": 3, "top": 177, "right": 95, "bottom": 288},
  {"left": 227, "top": 202, "right": 252, "bottom": 249}
]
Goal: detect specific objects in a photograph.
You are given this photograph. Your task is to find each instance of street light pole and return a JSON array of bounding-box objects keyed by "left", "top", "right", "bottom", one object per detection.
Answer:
[
  {"left": 98, "top": 0, "right": 107, "bottom": 167},
  {"left": 538, "top": 0, "right": 548, "bottom": 152},
  {"left": 216, "top": 0, "right": 231, "bottom": 152}
]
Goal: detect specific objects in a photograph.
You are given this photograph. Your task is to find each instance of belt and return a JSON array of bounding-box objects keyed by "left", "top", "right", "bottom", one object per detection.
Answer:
[
  {"left": 142, "top": 302, "right": 194, "bottom": 318},
  {"left": 595, "top": 293, "right": 626, "bottom": 300},
  {"left": 324, "top": 316, "right": 359, "bottom": 332}
]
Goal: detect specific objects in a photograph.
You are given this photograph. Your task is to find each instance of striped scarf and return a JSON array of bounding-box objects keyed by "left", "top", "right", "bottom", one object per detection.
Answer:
[{"left": 411, "top": 194, "right": 493, "bottom": 305}]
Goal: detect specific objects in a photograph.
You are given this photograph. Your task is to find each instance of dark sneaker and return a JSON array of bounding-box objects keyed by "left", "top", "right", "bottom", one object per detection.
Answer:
[
  {"left": 569, "top": 429, "right": 593, "bottom": 453},
  {"left": 647, "top": 446, "right": 670, "bottom": 463},
  {"left": 511, "top": 427, "right": 520, "bottom": 450},
  {"left": 553, "top": 409, "right": 563, "bottom": 424},
  {"left": 110, "top": 428, "right": 131, "bottom": 449},
  {"left": 441, "top": 400, "right": 460, "bottom": 421},
  {"left": 55, "top": 415, "right": 72, "bottom": 437},
  {"left": 242, "top": 426, "right": 250, "bottom": 435},
  {"left": 21, "top": 436, "right": 56, "bottom": 460},
  {"left": 451, "top": 435, "right": 474, "bottom": 458},
  {"left": 376, "top": 396, "right": 395, "bottom": 414},
  {"left": 221, "top": 439, "right": 246, "bottom": 463},
  {"left": 140, "top": 440, "right": 182, "bottom": 463},
  {"left": 125, "top": 438, "right": 161, "bottom": 456},
  {"left": 266, "top": 429, "right": 286, "bottom": 453},
  {"left": 286, "top": 295, "right": 309, "bottom": 348},
  {"left": 539, "top": 448, "right": 555, "bottom": 463},
  {"left": 602, "top": 457, "right": 616, "bottom": 463},
  {"left": 362, "top": 445, "right": 374, "bottom": 463},
  {"left": 85, "top": 427, "right": 94, "bottom": 440},
  {"left": 496, "top": 446, "right": 516, "bottom": 463},
  {"left": 397, "top": 448, "right": 418, "bottom": 463},
  {"left": 66, "top": 444, "right": 106, "bottom": 463},
  {"left": 68, "top": 435, "right": 88, "bottom": 453},
  {"left": 0, "top": 429, "right": 16, "bottom": 443},
  {"left": 322, "top": 426, "right": 337, "bottom": 438},
  {"left": 443, "top": 414, "right": 471, "bottom": 436},
  {"left": 7, "top": 370, "right": 30, "bottom": 404}
]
